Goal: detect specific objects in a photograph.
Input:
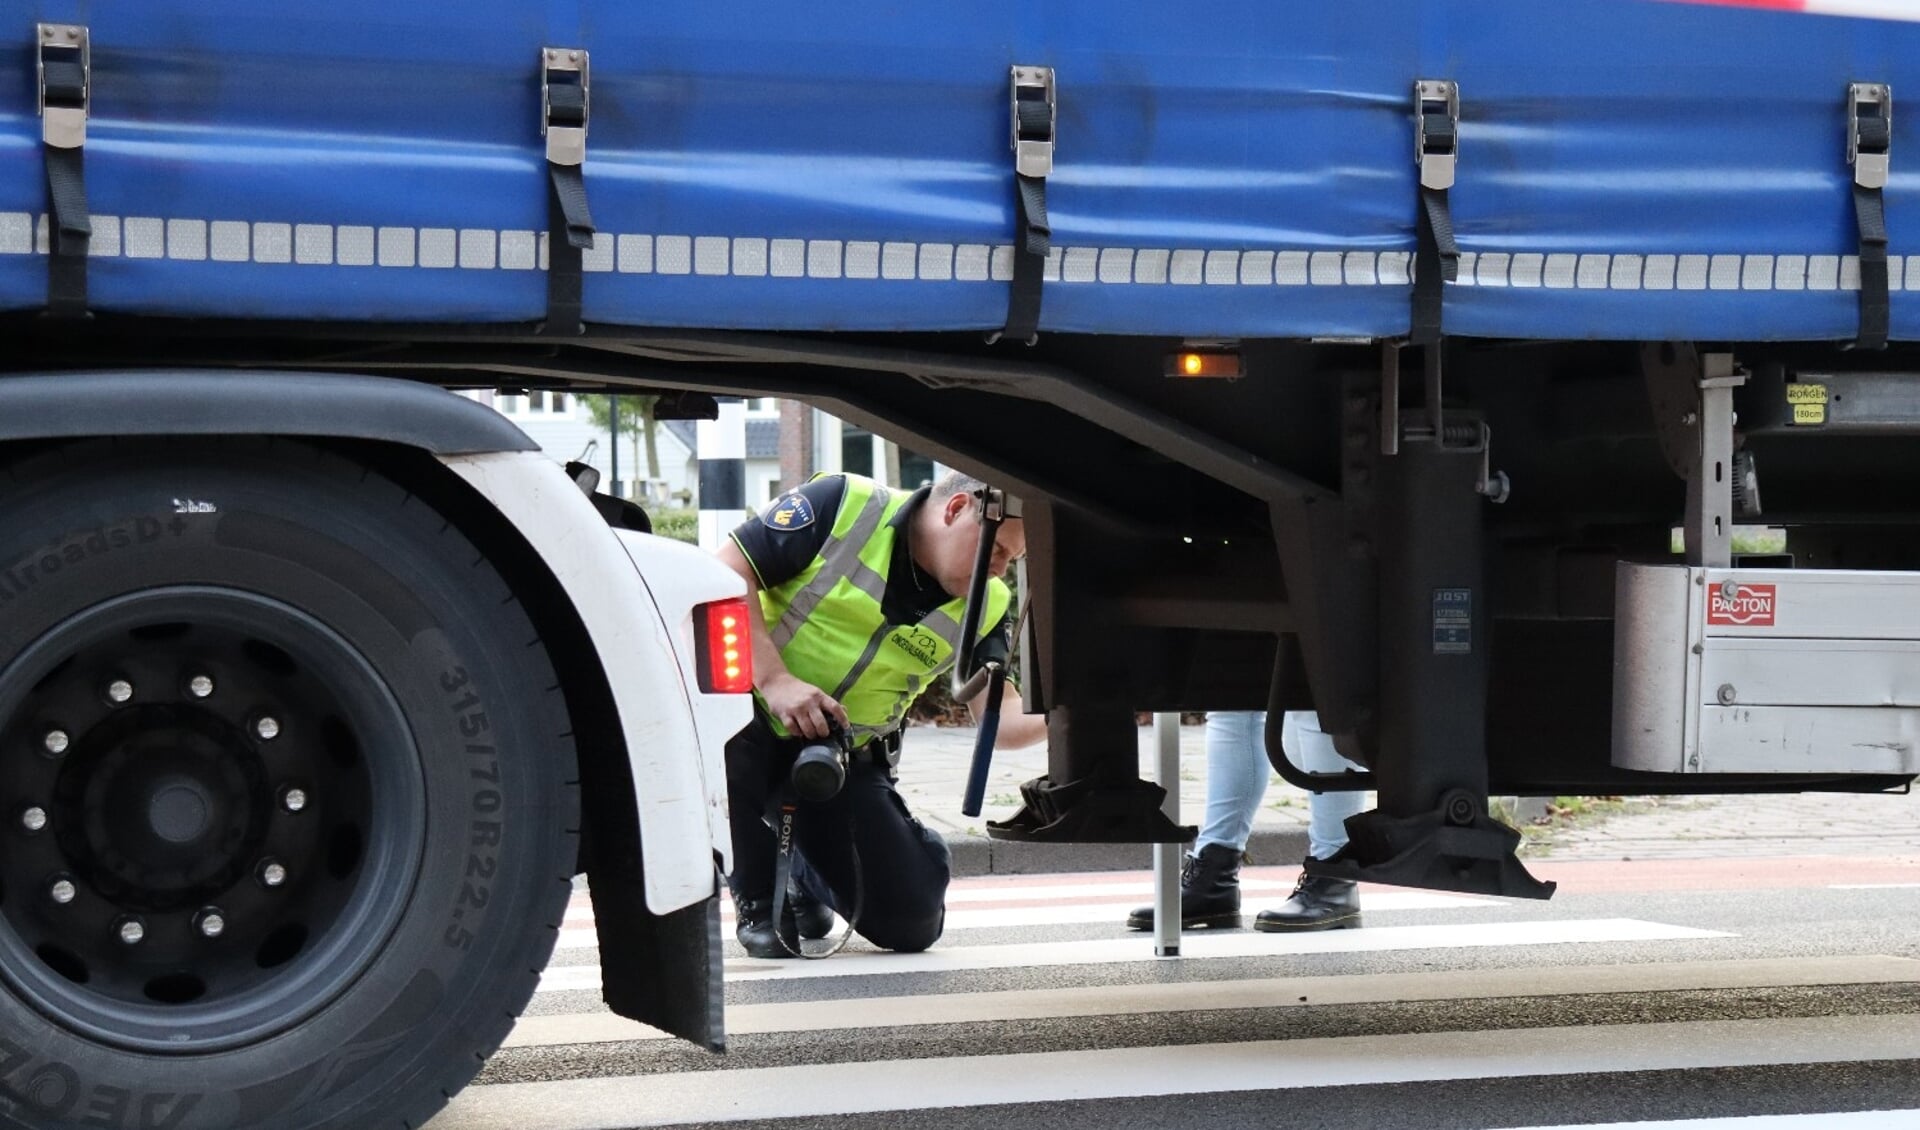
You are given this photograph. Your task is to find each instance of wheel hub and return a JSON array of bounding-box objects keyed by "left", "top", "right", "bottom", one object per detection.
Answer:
[
  {"left": 0, "top": 587, "right": 422, "bottom": 1052},
  {"left": 149, "top": 780, "right": 211, "bottom": 845}
]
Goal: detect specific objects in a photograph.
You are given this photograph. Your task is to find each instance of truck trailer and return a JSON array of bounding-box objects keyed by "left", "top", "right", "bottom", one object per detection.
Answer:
[{"left": 2, "top": 0, "right": 1917, "bottom": 1125}]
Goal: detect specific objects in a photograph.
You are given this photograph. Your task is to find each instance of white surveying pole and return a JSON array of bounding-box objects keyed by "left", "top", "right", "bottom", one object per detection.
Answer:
[{"left": 697, "top": 397, "right": 748, "bottom": 551}]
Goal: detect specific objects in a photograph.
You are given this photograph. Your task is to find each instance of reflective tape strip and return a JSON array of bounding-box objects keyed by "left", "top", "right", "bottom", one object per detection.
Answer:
[
  {"left": 0, "top": 213, "right": 1911, "bottom": 295},
  {"left": 921, "top": 607, "right": 965, "bottom": 653},
  {"left": 828, "top": 621, "right": 895, "bottom": 703}
]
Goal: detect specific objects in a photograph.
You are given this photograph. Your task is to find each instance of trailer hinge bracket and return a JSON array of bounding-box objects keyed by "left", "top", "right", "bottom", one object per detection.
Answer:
[
  {"left": 1847, "top": 82, "right": 1891, "bottom": 351},
  {"left": 990, "top": 65, "right": 1055, "bottom": 347},
  {"left": 540, "top": 46, "right": 596, "bottom": 336},
  {"left": 37, "top": 23, "right": 91, "bottom": 319}
]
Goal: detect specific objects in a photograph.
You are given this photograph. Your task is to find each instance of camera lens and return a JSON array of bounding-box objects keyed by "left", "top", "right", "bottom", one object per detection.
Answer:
[{"left": 791, "top": 742, "right": 847, "bottom": 802}]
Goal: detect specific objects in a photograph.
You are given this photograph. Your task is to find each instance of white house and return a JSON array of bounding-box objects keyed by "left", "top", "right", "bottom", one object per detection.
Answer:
[
  {"left": 465, "top": 388, "right": 697, "bottom": 505},
  {"left": 471, "top": 391, "right": 937, "bottom": 508}
]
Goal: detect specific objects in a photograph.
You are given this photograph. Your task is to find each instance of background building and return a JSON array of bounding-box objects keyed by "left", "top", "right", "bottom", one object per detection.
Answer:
[{"left": 473, "top": 392, "right": 938, "bottom": 508}]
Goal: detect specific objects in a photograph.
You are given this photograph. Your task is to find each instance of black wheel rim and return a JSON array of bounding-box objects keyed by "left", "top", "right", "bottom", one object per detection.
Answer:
[{"left": 0, "top": 587, "right": 425, "bottom": 1053}]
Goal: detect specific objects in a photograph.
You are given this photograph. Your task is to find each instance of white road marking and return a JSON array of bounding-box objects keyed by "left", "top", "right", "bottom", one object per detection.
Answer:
[
  {"left": 1510, "top": 1113, "right": 1920, "bottom": 1130},
  {"left": 534, "top": 918, "right": 1729, "bottom": 993},
  {"left": 501, "top": 954, "right": 1920, "bottom": 1049},
  {"left": 434, "top": 1014, "right": 1920, "bottom": 1129},
  {"left": 553, "top": 890, "right": 1499, "bottom": 947},
  {"left": 563, "top": 882, "right": 1499, "bottom": 917}
]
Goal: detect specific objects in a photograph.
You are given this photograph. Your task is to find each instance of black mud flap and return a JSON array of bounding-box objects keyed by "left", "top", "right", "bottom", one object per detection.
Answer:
[{"left": 589, "top": 874, "right": 726, "bottom": 1052}]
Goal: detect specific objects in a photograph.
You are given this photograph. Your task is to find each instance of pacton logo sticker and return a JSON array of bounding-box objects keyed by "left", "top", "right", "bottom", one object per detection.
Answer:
[{"left": 1708, "top": 583, "right": 1777, "bottom": 627}]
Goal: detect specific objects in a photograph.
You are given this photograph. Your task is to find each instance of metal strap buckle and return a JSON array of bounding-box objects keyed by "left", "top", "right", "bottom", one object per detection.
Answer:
[
  {"left": 1848, "top": 82, "right": 1891, "bottom": 191},
  {"left": 542, "top": 47, "right": 590, "bottom": 167},
  {"left": 974, "top": 486, "right": 1016, "bottom": 523},
  {"left": 1415, "top": 79, "right": 1458, "bottom": 192},
  {"left": 1011, "top": 65, "right": 1056, "bottom": 179},
  {"left": 37, "top": 24, "right": 89, "bottom": 150}
]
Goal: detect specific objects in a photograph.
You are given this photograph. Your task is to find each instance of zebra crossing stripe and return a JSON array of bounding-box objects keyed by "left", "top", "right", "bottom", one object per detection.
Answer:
[
  {"left": 500, "top": 955, "right": 1920, "bottom": 1050},
  {"left": 1512, "top": 1114, "right": 1920, "bottom": 1130},
  {"left": 534, "top": 918, "right": 1729, "bottom": 993},
  {"left": 553, "top": 890, "right": 1499, "bottom": 947},
  {"left": 2, "top": 212, "right": 1911, "bottom": 293},
  {"left": 434, "top": 1014, "right": 1920, "bottom": 1129},
  {"left": 562, "top": 879, "right": 1494, "bottom": 918}
]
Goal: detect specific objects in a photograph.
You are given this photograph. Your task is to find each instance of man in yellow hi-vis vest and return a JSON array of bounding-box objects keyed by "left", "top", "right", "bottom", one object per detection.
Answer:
[{"left": 716, "top": 470, "right": 1046, "bottom": 958}]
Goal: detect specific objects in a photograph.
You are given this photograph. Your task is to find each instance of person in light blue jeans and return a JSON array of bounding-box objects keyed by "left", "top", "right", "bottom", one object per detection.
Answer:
[{"left": 1128, "top": 711, "right": 1367, "bottom": 932}]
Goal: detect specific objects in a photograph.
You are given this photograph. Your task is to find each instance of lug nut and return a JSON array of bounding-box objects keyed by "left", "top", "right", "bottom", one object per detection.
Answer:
[
  {"left": 48, "top": 877, "right": 77, "bottom": 905},
  {"left": 20, "top": 807, "right": 47, "bottom": 833},
  {"left": 106, "top": 679, "right": 134, "bottom": 704},
  {"left": 42, "top": 729, "right": 70, "bottom": 756},
  {"left": 280, "top": 787, "right": 308, "bottom": 813},
  {"left": 116, "top": 917, "right": 146, "bottom": 945},
  {"left": 255, "top": 716, "right": 281, "bottom": 741},
  {"left": 188, "top": 675, "right": 214, "bottom": 699},
  {"left": 258, "top": 860, "right": 288, "bottom": 888},
  {"left": 196, "top": 909, "right": 227, "bottom": 939}
]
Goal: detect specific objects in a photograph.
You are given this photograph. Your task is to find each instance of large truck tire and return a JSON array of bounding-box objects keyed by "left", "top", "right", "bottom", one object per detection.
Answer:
[{"left": 0, "top": 439, "right": 580, "bottom": 1129}]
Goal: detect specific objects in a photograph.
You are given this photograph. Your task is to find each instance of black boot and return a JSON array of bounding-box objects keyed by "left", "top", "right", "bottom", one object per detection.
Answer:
[
  {"left": 1254, "top": 861, "right": 1361, "bottom": 932},
  {"left": 733, "top": 894, "right": 800, "bottom": 958},
  {"left": 1126, "top": 843, "right": 1242, "bottom": 931},
  {"left": 789, "top": 884, "right": 835, "bottom": 941}
]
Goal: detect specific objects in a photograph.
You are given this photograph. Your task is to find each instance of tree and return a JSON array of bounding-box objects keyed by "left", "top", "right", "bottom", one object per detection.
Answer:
[{"left": 579, "top": 394, "right": 660, "bottom": 489}]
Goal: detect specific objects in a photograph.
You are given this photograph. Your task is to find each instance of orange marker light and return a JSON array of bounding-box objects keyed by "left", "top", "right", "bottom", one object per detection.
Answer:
[{"left": 1165, "top": 350, "right": 1244, "bottom": 380}]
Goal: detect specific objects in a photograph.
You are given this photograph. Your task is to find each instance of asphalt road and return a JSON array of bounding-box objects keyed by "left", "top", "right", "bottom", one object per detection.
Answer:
[{"left": 427, "top": 853, "right": 1920, "bottom": 1130}]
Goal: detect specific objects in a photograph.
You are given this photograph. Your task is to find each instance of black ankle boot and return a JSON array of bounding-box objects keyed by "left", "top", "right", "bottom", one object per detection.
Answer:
[
  {"left": 1127, "top": 843, "right": 1243, "bottom": 931},
  {"left": 789, "top": 885, "right": 835, "bottom": 941},
  {"left": 1254, "top": 860, "right": 1361, "bottom": 932},
  {"left": 733, "top": 894, "right": 800, "bottom": 958}
]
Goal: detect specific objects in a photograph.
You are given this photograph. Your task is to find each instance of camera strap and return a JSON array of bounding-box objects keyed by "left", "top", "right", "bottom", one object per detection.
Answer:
[{"left": 769, "top": 797, "right": 864, "bottom": 959}]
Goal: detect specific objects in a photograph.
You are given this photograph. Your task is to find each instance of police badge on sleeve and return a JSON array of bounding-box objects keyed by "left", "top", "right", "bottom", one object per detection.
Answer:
[{"left": 762, "top": 490, "right": 816, "bottom": 531}]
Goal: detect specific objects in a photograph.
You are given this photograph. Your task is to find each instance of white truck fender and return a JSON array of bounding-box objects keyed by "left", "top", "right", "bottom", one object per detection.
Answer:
[{"left": 439, "top": 452, "right": 748, "bottom": 914}]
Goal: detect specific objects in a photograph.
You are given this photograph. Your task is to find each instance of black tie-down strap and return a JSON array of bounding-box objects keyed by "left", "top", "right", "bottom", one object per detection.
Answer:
[
  {"left": 546, "top": 161, "right": 595, "bottom": 336},
  {"left": 1412, "top": 185, "right": 1458, "bottom": 346},
  {"left": 994, "top": 67, "right": 1056, "bottom": 346},
  {"left": 1411, "top": 80, "right": 1460, "bottom": 348},
  {"left": 542, "top": 49, "right": 596, "bottom": 336},
  {"left": 45, "top": 147, "right": 90, "bottom": 317},
  {"left": 1855, "top": 185, "right": 1890, "bottom": 350},
  {"left": 1004, "top": 168, "right": 1050, "bottom": 346},
  {"left": 1848, "top": 84, "right": 1892, "bottom": 351},
  {"left": 39, "top": 32, "right": 91, "bottom": 318}
]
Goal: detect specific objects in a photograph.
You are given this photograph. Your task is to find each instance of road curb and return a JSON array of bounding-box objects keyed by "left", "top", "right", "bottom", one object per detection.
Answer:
[{"left": 947, "top": 827, "right": 1309, "bottom": 878}]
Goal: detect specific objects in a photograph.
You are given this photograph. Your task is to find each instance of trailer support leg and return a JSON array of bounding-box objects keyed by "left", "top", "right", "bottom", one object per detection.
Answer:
[
  {"left": 1308, "top": 419, "right": 1554, "bottom": 899},
  {"left": 987, "top": 703, "right": 1195, "bottom": 843}
]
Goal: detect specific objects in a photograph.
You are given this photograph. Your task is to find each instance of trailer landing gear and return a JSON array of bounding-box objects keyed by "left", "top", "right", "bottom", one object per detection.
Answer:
[
  {"left": 987, "top": 706, "right": 1195, "bottom": 843},
  {"left": 1304, "top": 395, "right": 1554, "bottom": 899}
]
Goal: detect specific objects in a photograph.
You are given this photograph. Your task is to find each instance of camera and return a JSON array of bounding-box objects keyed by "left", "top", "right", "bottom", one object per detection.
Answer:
[{"left": 790, "top": 729, "right": 852, "bottom": 803}]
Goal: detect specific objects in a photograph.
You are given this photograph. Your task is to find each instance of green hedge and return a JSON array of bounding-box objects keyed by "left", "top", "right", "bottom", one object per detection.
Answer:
[{"left": 647, "top": 509, "right": 699, "bottom": 544}]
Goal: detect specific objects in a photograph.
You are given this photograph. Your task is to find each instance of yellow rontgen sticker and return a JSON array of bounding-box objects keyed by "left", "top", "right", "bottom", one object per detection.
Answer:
[{"left": 1785, "top": 383, "right": 1828, "bottom": 426}]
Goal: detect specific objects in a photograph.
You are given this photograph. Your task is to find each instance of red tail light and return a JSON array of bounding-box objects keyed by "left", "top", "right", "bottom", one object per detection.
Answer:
[{"left": 696, "top": 598, "right": 754, "bottom": 694}]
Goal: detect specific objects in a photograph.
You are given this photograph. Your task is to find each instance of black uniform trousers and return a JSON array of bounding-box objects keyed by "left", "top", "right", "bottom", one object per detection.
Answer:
[{"left": 725, "top": 713, "right": 951, "bottom": 953}]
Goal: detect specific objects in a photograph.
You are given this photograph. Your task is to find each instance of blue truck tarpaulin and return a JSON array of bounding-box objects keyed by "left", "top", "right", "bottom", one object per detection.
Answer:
[{"left": 0, "top": 0, "right": 1913, "bottom": 341}]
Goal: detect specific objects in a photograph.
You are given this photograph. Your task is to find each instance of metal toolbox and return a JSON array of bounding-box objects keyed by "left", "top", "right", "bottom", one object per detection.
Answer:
[{"left": 1613, "top": 562, "right": 1920, "bottom": 775}]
